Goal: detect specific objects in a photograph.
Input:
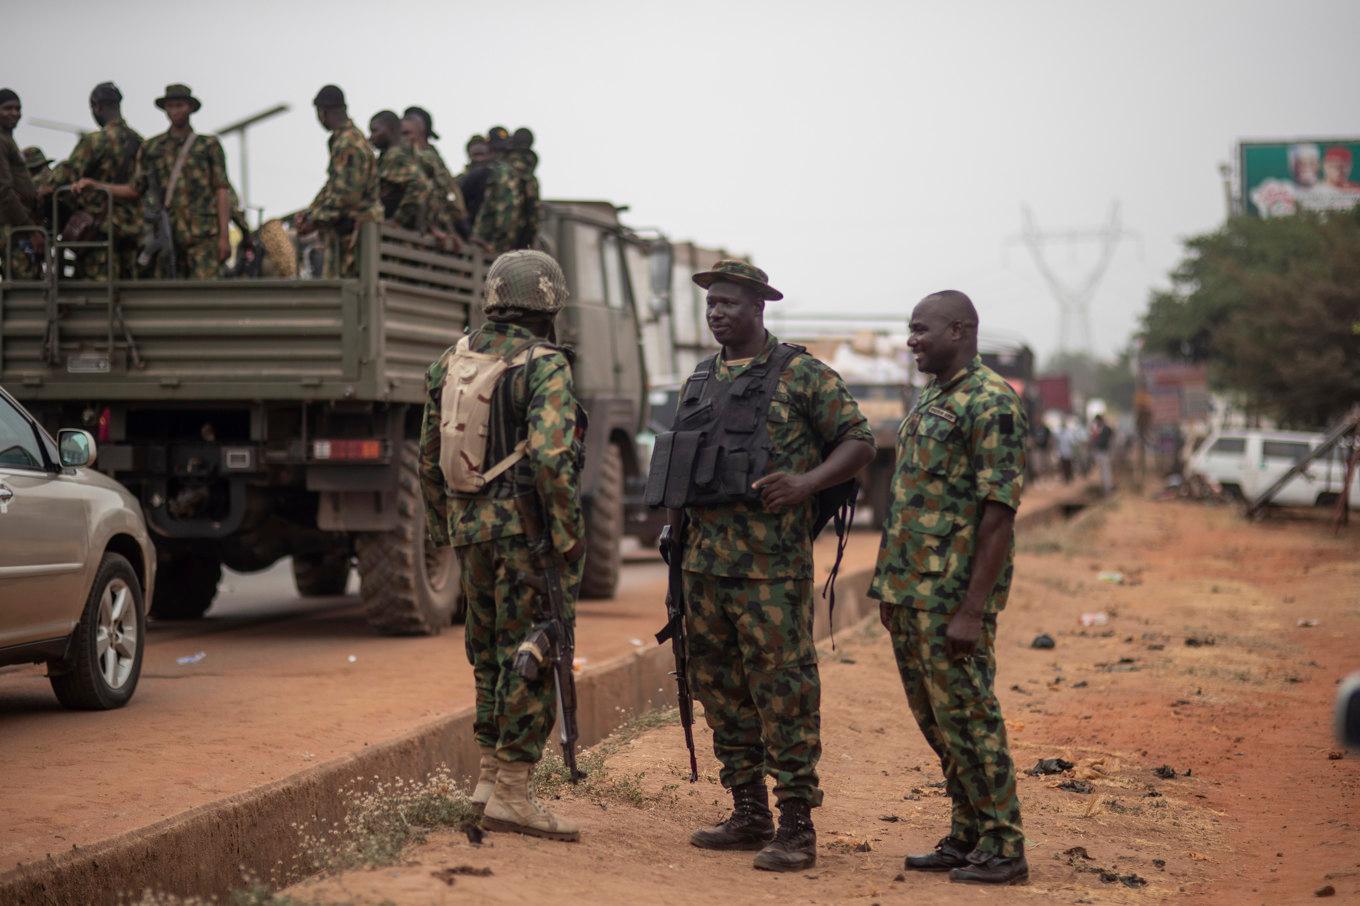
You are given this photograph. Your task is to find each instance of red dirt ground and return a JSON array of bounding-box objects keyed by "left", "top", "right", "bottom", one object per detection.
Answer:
[{"left": 288, "top": 495, "right": 1360, "bottom": 905}]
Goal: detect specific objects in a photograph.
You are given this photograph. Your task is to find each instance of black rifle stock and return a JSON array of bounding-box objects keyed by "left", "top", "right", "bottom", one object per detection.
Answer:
[
  {"left": 656, "top": 520, "right": 699, "bottom": 782},
  {"left": 512, "top": 494, "right": 583, "bottom": 784}
]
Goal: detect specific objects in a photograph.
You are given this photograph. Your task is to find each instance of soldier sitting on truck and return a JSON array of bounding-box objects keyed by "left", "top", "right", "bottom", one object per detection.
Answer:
[
  {"left": 295, "top": 85, "right": 382, "bottom": 278},
  {"left": 76, "top": 84, "right": 234, "bottom": 279},
  {"left": 471, "top": 126, "right": 525, "bottom": 255},
  {"left": 368, "top": 109, "right": 431, "bottom": 233},
  {"left": 401, "top": 106, "right": 467, "bottom": 250}
]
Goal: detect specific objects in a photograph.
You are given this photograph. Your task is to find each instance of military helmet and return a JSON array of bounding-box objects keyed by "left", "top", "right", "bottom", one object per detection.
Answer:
[{"left": 483, "top": 250, "right": 568, "bottom": 316}]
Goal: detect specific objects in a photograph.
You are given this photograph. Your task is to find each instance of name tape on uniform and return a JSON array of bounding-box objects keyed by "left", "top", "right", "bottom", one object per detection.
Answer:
[{"left": 926, "top": 405, "right": 958, "bottom": 424}]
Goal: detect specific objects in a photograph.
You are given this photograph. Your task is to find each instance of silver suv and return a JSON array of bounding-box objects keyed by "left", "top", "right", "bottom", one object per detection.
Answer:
[{"left": 0, "top": 386, "right": 156, "bottom": 709}]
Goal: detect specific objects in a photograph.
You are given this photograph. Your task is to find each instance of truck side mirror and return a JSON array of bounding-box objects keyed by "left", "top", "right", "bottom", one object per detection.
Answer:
[
  {"left": 648, "top": 240, "right": 674, "bottom": 317},
  {"left": 58, "top": 429, "right": 97, "bottom": 468}
]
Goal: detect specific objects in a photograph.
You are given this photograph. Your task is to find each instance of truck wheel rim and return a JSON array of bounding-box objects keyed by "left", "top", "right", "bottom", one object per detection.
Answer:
[{"left": 95, "top": 579, "right": 137, "bottom": 690}]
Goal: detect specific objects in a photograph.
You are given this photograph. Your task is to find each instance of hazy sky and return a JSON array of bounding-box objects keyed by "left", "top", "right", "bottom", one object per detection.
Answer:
[{"left": 9, "top": 0, "right": 1359, "bottom": 360}]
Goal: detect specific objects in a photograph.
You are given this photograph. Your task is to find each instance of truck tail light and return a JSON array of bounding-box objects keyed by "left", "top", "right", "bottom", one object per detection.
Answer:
[
  {"left": 312, "top": 439, "right": 385, "bottom": 461},
  {"left": 97, "top": 407, "right": 111, "bottom": 443}
]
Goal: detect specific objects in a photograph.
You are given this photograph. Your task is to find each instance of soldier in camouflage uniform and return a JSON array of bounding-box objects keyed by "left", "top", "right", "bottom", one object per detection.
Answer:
[
  {"left": 508, "top": 128, "right": 540, "bottom": 249},
  {"left": 296, "top": 85, "right": 381, "bottom": 278},
  {"left": 113, "top": 84, "right": 233, "bottom": 279},
  {"left": 368, "top": 110, "right": 429, "bottom": 232},
  {"left": 419, "top": 249, "right": 587, "bottom": 842},
  {"left": 677, "top": 260, "right": 874, "bottom": 872},
  {"left": 458, "top": 134, "right": 492, "bottom": 226},
  {"left": 868, "top": 289, "right": 1029, "bottom": 885},
  {"left": 401, "top": 107, "right": 468, "bottom": 247},
  {"left": 0, "top": 88, "right": 43, "bottom": 280},
  {"left": 47, "top": 82, "right": 144, "bottom": 280},
  {"left": 471, "top": 126, "right": 523, "bottom": 255}
]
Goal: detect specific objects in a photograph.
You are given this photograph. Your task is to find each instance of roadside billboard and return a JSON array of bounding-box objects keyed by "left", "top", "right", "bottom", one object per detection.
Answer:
[{"left": 1241, "top": 138, "right": 1360, "bottom": 218}]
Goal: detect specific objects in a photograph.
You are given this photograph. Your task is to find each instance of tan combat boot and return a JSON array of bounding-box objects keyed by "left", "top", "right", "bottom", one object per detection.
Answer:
[
  {"left": 481, "top": 759, "right": 580, "bottom": 842},
  {"left": 471, "top": 746, "right": 499, "bottom": 815}
]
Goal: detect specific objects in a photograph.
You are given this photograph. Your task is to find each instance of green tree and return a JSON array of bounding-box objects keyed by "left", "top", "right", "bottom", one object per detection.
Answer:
[{"left": 1140, "top": 209, "right": 1360, "bottom": 428}]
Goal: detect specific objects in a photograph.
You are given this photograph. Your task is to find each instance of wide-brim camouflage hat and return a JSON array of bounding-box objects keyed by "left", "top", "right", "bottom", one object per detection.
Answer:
[
  {"left": 692, "top": 259, "right": 783, "bottom": 301},
  {"left": 22, "top": 146, "right": 51, "bottom": 170},
  {"left": 484, "top": 250, "right": 568, "bottom": 315},
  {"left": 155, "top": 83, "right": 201, "bottom": 113}
]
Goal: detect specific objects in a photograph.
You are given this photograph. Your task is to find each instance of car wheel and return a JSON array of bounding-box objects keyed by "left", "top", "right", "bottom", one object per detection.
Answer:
[{"left": 49, "top": 553, "right": 145, "bottom": 710}]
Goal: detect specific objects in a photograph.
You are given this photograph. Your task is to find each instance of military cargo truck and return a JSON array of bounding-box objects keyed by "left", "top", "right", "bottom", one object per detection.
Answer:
[{"left": 0, "top": 200, "right": 655, "bottom": 633}]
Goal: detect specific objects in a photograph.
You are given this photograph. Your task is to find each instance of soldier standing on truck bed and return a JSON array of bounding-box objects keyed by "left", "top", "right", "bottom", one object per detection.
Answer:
[
  {"left": 655, "top": 260, "right": 874, "bottom": 872},
  {"left": 458, "top": 133, "right": 492, "bottom": 227},
  {"left": 508, "top": 127, "right": 541, "bottom": 249},
  {"left": 419, "top": 249, "right": 587, "bottom": 842},
  {"left": 45, "top": 82, "right": 143, "bottom": 280},
  {"left": 77, "top": 84, "right": 233, "bottom": 279},
  {"left": 0, "top": 88, "right": 44, "bottom": 280},
  {"left": 296, "top": 85, "right": 381, "bottom": 278},
  {"left": 401, "top": 106, "right": 467, "bottom": 249},
  {"left": 368, "top": 109, "right": 430, "bottom": 232},
  {"left": 868, "top": 290, "right": 1029, "bottom": 885},
  {"left": 471, "top": 126, "right": 525, "bottom": 255}
]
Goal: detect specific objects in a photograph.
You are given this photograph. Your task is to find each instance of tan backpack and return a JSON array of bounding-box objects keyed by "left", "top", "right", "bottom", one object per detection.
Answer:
[{"left": 438, "top": 335, "right": 553, "bottom": 493}]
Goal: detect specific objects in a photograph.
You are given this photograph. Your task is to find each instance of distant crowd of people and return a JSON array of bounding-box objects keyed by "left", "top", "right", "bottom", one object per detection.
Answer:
[
  {"left": 0, "top": 82, "right": 541, "bottom": 282},
  {"left": 1029, "top": 412, "right": 1117, "bottom": 494}
]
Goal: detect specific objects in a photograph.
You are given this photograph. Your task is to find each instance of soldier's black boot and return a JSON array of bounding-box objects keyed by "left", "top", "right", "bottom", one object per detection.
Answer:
[
  {"left": 752, "top": 799, "right": 816, "bottom": 872},
  {"left": 904, "top": 836, "right": 974, "bottom": 872},
  {"left": 949, "top": 849, "right": 1029, "bottom": 885},
  {"left": 690, "top": 781, "right": 775, "bottom": 851}
]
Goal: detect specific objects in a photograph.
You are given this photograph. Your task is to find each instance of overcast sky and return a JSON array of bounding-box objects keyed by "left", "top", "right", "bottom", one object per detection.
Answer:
[{"left": 9, "top": 0, "right": 1359, "bottom": 360}]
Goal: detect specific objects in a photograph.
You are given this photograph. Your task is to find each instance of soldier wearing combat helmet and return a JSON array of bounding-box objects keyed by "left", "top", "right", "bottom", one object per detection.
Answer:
[
  {"left": 418, "top": 249, "right": 587, "bottom": 842},
  {"left": 649, "top": 259, "right": 875, "bottom": 871}
]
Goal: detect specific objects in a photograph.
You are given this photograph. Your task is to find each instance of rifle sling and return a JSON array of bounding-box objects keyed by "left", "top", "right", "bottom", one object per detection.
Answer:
[{"left": 163, "top": 133, "right": 198, "bottom": 211}]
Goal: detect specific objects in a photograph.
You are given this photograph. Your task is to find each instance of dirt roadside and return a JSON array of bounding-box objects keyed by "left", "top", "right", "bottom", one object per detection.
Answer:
[{"left": 288, "top": 496, "right": 1360, "bottom": 905}]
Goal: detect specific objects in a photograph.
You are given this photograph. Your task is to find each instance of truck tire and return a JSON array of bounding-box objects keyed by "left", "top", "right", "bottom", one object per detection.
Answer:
[
  {"left": 292, "top": 552, "right": 352, "bottom": 597},
  {"left": 356, "top": 441, "right": 462, "bottom": 635},
  {"left": 149, "top": 549, "right": 221, "bottom": 620},
  {"left": 579, "top": 442, "right": 624, "bottom": 599}
]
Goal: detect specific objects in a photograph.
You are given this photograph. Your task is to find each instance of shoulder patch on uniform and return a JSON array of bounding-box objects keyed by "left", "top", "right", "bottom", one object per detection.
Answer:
[
  {"left": 999, "top": 413, "right": 1015, "bottom": 434},
  {"left": 927, "top": 405, "right": 958, "bottom": 424}
]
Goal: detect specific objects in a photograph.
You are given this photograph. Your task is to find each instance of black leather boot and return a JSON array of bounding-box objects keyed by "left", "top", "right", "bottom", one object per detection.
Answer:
[
  {"left": 904, "top": 836, "right": 974, "bottom": 872},
  {"left": 690, "top": 781, "right": 775, "bottom": 851},
  {"left": 949, "top": 850, "right": 1029, "bottom": 884},
  {"left": 752, "top": 799, "right": 816, "bottom": 872}
]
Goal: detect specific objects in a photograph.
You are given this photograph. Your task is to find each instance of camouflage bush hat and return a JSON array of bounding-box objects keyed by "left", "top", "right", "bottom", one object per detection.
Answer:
[
  {"left": 22, "top": 147, "right": 50, "bottom": 170},
  {"left": 692, "top": 259, "right": 783, "bottom": 301},
  {"left": 155, "top": 84, "right": 201, "bottom": 113},
  {"left": 484, "top": 250, "right": 568, "bottom": 315}
]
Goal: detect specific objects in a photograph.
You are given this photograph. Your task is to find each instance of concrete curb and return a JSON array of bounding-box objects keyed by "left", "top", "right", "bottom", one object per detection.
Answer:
[{"left": 1, "top": 494, "right": 1080, "bottom": 905}]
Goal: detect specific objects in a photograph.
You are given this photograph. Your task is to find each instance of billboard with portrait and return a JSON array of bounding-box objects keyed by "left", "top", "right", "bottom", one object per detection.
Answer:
[{"left": 1240, "top": 139, "right": 1360, "bottom": 218}]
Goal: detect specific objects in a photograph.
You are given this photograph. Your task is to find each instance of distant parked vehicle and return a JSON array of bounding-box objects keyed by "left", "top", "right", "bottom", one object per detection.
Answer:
[
  {"left": 1187, "top": 428, "right": 1359, "bottom": 508},
  {"left": 0, "top": 385, "right": 156, "bottom": 709}
]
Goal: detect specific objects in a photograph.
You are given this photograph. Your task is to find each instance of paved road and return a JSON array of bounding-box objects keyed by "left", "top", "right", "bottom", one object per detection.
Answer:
[{"left": 0, "top": 532, "right": 882, "bottom": 873}]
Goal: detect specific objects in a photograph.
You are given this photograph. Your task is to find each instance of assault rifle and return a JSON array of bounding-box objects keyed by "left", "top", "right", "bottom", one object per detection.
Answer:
[
  {"left": 511, "top": 494, "right": 583, "bottom": 783},
  {"left": 656, "top": 519, "right": 699, "bottom": 782},
  {"left": 137, "top": 169, "right": 175, "bottom": 277}
]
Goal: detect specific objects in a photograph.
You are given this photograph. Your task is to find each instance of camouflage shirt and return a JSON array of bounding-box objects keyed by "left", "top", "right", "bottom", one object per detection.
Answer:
[
  {"left": 0, "top": 131, "right": 37, "bottom": 226},
  {"left": 133, "top": 131, "right": 230, "bottom": 242},
  {"left": 507, "top": 149, "right": 540, "bottom": 248},
  {"left": 413, "top": 145, "right": 468, "bottom": 233},
  {"left": 868, "top": 356, "right": 1027, "bottom": 614},
  {"left": 376, "top": 143, "right": 430, "bottom": 231},
  {"left": 682, "top": 333, "right": 873, "bottom": 580},
  {"left": 49, "top": 119, "right": 144, "bottom": 238},
  {"left": 307, "top": 119, "right": 382, "bottom": 227},
  {"left": 471, "top": 158, "right": 521, "bottom": 253},
  {"left": 419, "top": 321, "right": 584, "bottom": 556}
]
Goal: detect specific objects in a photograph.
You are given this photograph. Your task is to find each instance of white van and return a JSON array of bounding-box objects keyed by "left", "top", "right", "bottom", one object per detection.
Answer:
[{"left": 1188, "top": 429, "right": 1359, "bottom": 508}]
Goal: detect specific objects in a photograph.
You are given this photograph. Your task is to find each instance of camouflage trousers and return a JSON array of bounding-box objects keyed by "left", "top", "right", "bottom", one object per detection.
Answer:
[
  {"left": 319, "top": 225, "right": 360, "bottom": 278},
  {"left": 683, "top": 572, "right": 823, "bottom": 807},
  {"left": 74, "top": 235, "right": 138, "bottom": 281},
  {"left": 168, "top": 235, "right": 222, "bottom": 280},
  {"left": 459, "top": 534, "right": 582, "bottom": 764},
  {"left": 1, "top": 227, "right": 43, "bottom": 280},
  {"left": 888, "top": 607, "right": 1024, "bottom": 857}
]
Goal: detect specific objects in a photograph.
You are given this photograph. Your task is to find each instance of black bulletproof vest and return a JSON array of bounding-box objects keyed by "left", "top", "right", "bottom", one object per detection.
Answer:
[{"left": 644, "top": 343, "right": 806, "bottom": 509}]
